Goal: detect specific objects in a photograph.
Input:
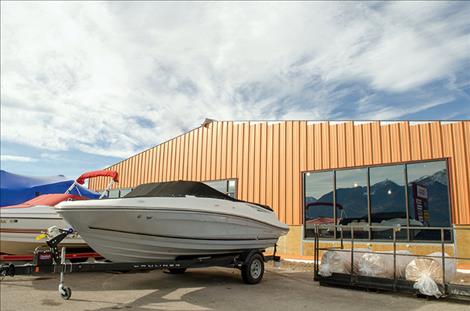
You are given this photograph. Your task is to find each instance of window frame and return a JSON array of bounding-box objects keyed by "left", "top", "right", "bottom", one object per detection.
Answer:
[
  {"left": 406, "top": 160, "right": 453, "bottom": 241},
  {"left": 203, "top": 178, "right": 238, "bottom": 199},
  {"left": 303, "top": 170, "right": 336, "bottom": 239},
  {"left": 302, "top": 158, "right": 453, "bottom": 243}
]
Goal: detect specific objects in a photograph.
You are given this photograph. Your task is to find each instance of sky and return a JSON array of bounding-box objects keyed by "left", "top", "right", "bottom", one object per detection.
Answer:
[{"left": 1, "top": 2, "right": 470, "bottom": 179}]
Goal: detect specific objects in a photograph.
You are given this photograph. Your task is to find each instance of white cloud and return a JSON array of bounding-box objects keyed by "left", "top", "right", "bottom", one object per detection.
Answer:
[
  {"left": 1, "top": 2, "right": 469, "bottom": 158},
  {"left": 358, "top": 96, "right": 455, "bottom": 120},
  {"left": 1, "top": 155, "right": 38, "bottom": 162},
  {"left": 40, "top": 152, "right": 61, "bottom": 160}
]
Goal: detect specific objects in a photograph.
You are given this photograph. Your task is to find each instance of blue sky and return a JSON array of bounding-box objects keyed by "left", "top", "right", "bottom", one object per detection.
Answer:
[{"left": 1, "top": 2, "right": 469, "bottom": 179}]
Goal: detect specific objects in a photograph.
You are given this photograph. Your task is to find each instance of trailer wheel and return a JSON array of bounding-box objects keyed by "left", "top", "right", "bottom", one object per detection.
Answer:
[
  {"left": 166, "top": 267, "right": 187, "bottom": 274},
  {"left": 59, "top": 285, "right": 72, "bottom": 300},
  {"left": 241, "top": 253, "right": 264, "bottom": 284}
]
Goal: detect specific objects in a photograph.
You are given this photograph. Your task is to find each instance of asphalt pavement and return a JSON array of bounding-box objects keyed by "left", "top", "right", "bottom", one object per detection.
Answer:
[{"left": 1, "top": 264, "right": 469, "bottom": 311}]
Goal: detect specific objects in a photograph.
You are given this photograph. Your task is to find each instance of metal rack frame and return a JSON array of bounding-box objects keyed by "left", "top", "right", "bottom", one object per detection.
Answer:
[{"left": 313, "top": 224, "right": 470, "bottom": 299}]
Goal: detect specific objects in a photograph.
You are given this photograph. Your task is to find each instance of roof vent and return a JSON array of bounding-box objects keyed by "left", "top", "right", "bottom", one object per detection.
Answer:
[{"left": 202, "top": 118, "right": 216, "bottom": 128}]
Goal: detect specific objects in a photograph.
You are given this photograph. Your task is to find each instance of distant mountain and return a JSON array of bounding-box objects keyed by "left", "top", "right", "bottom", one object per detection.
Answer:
[
  {"left": 305, "top": 196, "right": 317, "bottom": 204},
  {"left": 370, "top": 180, "right": 406, "bottom": 216},
  {"left": 413, "top": 169, "right": 448, "bottom": 186},
  {"left": 335, "top": 186, "right": 368, "bottom": 218}
]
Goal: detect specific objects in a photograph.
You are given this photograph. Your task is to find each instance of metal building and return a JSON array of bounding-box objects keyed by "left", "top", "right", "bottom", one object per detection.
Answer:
[{"left": 89, "top": 120, "right": 470, "bottom": 261}]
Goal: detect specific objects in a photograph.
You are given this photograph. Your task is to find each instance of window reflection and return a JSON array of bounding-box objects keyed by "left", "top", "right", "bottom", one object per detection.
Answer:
[
  {"left": 107, "top": 189, "right": 120, "bottom": 199},
  {"left": 407, "top": 161, "right": 451, "bottom": 241},
  {"left": 228, "top": 180, "right": 237, "bottom": 198},
  {"left": 336, "top": 168, "right": 368, "bottom": 239},
  {"left": 302, "top": 160, "right": 452, "bottom": 242},
  {"left": 370, "top": 165, "right": 407, "bottom": 240},
  {"left": 119, "top": 188, "right": 132, "bottom": 197},
  {"left": 304, "top": 171, "right": 335, "bottom": 238},
  {"left": 204, "top": 179, "right": 237, "bottom": 198}
]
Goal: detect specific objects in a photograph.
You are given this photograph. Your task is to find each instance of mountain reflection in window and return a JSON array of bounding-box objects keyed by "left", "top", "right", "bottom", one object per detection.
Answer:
[
  {"left": 303, "top": 160, "right": 451, "bottom": 242},
  {"left": 304, "top": 171, "right": 334, "bottom": 238},
  {"left": 407, "top": 161, "right": 450, "bottom": 241},
  {"left": 336, "top": 168, "right": 368, "bottom": 239},
  {"left": 370, "top": 165, "right": 407, "bottom": 240}
]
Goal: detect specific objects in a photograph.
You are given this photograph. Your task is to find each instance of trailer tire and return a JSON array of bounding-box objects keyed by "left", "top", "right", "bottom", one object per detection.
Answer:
[
  {"left": 241, "top": 253, "right": 264, "bottom": 284},
  {"left": 166, "top": 267, "right": 187, "bottom": 274}
]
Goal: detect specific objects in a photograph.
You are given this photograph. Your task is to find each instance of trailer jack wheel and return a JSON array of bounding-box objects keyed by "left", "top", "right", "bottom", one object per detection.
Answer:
[
  {"left": 241, "top": 253, "right": 264, "bottom": 284},
  {"left": 59, "top": 284, "right": 72, "bottom": 300}
]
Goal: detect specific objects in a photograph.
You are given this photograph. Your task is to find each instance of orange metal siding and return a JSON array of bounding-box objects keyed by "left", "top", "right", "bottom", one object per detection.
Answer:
[
  {"left": 381, "top": 124, "right": 391, "bottom": 163},
  {"left": 260, "top": 123, "right": 267, "bottom": 205},
  {"left": 279, "top": 122, "right": 286, "bottom": 223},
  {"left": 363, "top": 123, "right": 373, "bottom": 165},
  {"left": 272, "top": 123, "right": 280, "bottom": 217},
  {"left": 345, "top": 122, "right": 355, "bottom": 167},
  {"left": 90, "top": 121, "right": 470, "bottom": 225},
  {"left": 330, "top": 124, "right": 338, "bottom": 168},
  {"left": 452, "top": 123, "right": 469, "bottom": 224},
  {"left": 254, "top": 123, "right": 261, "bottom": 204},
  {"left": 390, "top": 123, "right": 401, "bottom": 163},
  {"left": 372, "top": 122, "right": 382, "bottom": 164},
  {"left": 266, "top": 123, "right": 273, "bottom": 210},
  {"left": 314, "top": 123, "right": 322, "bottom": 170}
]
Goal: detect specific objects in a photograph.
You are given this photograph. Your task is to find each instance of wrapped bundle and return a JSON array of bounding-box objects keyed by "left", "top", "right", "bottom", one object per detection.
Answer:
[
  {"left": 405, "top": 252, "right": 456, "bottom": 297},
  {"left": 358, "top": 250, "right": 413, "bottom": 278},
  {"left": 319, "top": 248, "right": 370, "bottom": 277}
]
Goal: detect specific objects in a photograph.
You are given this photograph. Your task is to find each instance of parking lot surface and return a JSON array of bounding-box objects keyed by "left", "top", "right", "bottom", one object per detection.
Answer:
[{"left": 1, "top": 264, "right": 469, "bottom": 311}]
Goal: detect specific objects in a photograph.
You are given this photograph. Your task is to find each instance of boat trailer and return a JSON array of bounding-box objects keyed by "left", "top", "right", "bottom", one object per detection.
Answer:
[{"left": 1, "top": 228, "right": 280, "bottom": 300}]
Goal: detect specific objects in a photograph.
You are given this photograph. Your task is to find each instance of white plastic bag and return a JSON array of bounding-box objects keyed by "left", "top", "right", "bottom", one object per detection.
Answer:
[
  {"left": 405, "top": 252, "right": 456, "bottom": 297},
  {"left": 319, "top": 248, "right": 370, "bottom": 277},
  {"left": 413, "top": 273, "right": 442, "bottom": 298},
  {"left": 358, "top": 250, "right": 413, "bottom": 278},
  {"left": 319, "top": 251, "right": 343, "bottom": 277}
]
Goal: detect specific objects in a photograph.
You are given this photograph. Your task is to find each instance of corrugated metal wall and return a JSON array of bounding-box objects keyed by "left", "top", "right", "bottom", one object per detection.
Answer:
[{"left": 90, "top": 121, "right": 470, "bottom": 225}]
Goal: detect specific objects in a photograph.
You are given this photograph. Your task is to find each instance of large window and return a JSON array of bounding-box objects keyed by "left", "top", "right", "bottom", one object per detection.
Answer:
[
  {"left": 407, "top": 161, "right": 451, "bottom": 240},
  {"left": 303, "top": 160, "right": 451, "bottom": 242},
  {"left": 204, "top": 179, "right": 237, "bottom": 198},
  {"left": 336, "top": 168, "right": 368, "bottom": 239},
  {"left": 304, "top": 171, "right": 335, "bottom": 238},
  {"left": 370, "top": 165, "right": 407, "bottom": 240}
]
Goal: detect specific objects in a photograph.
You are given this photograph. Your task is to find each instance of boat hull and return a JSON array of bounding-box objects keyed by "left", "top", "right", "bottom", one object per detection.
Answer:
[
  {"left": 0, "top": 206, "right": 86, "bottom": 255},
  {"left": 56, "top": 197, "right": 289, "bottom": 262}
]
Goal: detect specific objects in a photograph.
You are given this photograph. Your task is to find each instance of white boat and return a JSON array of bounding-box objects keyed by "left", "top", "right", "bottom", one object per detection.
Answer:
[
  {"left": 56, "top": 181, "right": 289, "bottom": 263},
  {"left": 0, "top": 201, "right": 85, "bottom": 255},
  {"left": 0, "top": 170, "right": 119, "bottom": 255}
]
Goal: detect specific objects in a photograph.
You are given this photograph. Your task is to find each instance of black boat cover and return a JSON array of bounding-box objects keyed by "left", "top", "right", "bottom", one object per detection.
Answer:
[
  {"left": 124, "top": 180, "right": 237, "bottom": 201},
  {"left": 123, "top": 180, "right": 273, "bottom": 211}
]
